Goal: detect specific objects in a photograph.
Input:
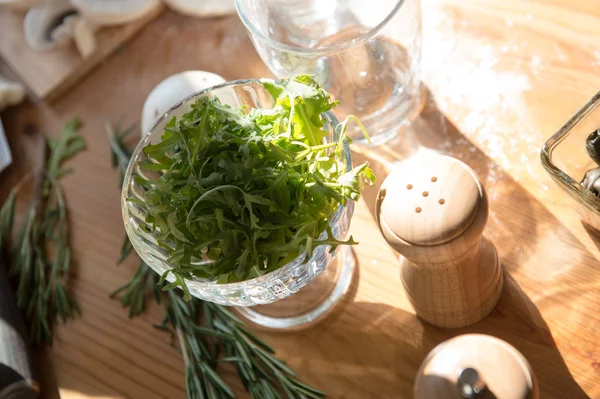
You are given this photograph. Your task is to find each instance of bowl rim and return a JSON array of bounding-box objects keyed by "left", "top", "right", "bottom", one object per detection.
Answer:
[
  {"left": 122, "top": 78, "right": 354, "bottom": 290},
  {"left": 233, "top": 0, "right": 407, "bottom": 56},
  {"left": 540, "top": 90, "right": 600, "bottom": 217}
]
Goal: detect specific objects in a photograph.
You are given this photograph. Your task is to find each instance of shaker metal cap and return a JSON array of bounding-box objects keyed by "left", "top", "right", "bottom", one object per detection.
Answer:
[{"left": 414, "top": 334, "right": 538, "bottom": 399}]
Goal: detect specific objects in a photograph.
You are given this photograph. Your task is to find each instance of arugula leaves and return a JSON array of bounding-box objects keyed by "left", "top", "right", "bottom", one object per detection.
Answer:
[
  {"left": 110, "top": 124, "right": 326, "bottom": 398},
  {"left": 133, "top": 75, "right": 374, "bottom": 291}
]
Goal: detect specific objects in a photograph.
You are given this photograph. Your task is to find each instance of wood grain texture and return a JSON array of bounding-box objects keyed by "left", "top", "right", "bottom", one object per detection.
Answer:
[
  {"left": 0, "top": 6, "right": 164, "bottom": 102},
  {"left": 0, "top": 0, "right": 599, "bottom": 398},
  {"left": 400, "top": 238, "right": 503, "bottom": 329}
]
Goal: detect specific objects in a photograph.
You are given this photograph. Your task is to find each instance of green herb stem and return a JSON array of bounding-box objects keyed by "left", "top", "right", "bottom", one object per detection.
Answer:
[{"left": 0, "top": 121, "right": 85, "bottom": 345}]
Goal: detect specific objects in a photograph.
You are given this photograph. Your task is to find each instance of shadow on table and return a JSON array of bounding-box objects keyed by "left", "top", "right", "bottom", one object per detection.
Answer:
[
  {"left": 333, "top": 89, "right": 596, "bottom": 398},
  {"left": 278, "top": 274, "right": 588, "bottom": 398},
  {"left": 352, "top": 87, "right": 600, "bottom": 330},
  {"left": 352, "top": 88, "right": 543, "bottom": 276},
  {"left": 582, "top": 222, "right": 600, "bottom": 251}
]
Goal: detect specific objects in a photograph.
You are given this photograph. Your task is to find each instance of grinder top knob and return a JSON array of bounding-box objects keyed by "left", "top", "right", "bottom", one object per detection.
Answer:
[
  {"left": 414, "top": 334, "right": 538, "bottom": 399},
  {"left": 376, "top": 154, "right": 488, "bottom": 264}
]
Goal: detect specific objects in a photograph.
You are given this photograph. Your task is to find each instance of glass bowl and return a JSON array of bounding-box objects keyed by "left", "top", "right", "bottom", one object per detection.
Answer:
[
  {"left": 122, "top": 79, "right": 356, "bottom": 329},
  {"left": 541, "top": 91, "right": 600, "bottom": 230}
]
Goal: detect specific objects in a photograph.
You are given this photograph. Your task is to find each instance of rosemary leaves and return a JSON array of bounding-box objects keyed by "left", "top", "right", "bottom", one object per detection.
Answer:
[{"left": 0, "top": 119, "right": 85, "bottom": 345}]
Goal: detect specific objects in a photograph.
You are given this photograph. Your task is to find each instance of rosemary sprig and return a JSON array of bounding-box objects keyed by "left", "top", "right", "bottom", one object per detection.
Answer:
[
  {"left": 208, "top": 303, "right": 325, "bottom": 399},
  {"left": 110, "top": 260, "right": 158, "bottom": 318},
  {"left": 0, "top": 119, "right": 85, "bottom": 345},
  {"left": 108, "top": 123, "right": 325, "bottom": 398},
  {"left": 164, "top": 291, "right": 234, "bottom": 399}
]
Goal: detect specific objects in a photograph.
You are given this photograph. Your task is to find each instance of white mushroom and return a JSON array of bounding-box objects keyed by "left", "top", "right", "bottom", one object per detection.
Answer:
[
  {"left": 0, "top": 74, "right": 26, "bottom": 110},
  {"left": 70, "top": 0, "right": 162, "bottom": 27},
  {"left": 24, "top": 0, "right": 79, "bottom": 51},
  {"left": 163, "top": 0, "right": 235, "bottom": 18},
  {"left": 141, "top": 71, "right": 226, "bottom": 136}
]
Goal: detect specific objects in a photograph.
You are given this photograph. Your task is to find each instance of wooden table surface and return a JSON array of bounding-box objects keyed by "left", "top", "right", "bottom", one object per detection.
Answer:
[{"left": 1, "top": 0, "right": 600, "bottom": 398}]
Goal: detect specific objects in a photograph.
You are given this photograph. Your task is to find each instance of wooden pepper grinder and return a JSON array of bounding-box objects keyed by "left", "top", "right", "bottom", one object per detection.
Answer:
[
  {"left": 376, "top": 154, "right": 503, "bottom": 328},
  {"left": 415, "top": 334, "right": 539, "bottom": 399}
]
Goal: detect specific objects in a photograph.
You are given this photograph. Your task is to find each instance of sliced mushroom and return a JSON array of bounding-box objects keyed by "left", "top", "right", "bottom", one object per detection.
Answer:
[
  {"left": 72, "top": 17, "right": 96, "bottom": 58},
  {"left": 0, "top": 74, "right": 26, "bottom": 110},
  {"left": 24, "top": 0, "right": 79, "bottom": 51},
  {"left": 163, "top": 0, "right": 235, "bottom": 18},
  {"left": 24, "top": 0, "right": 98, "bottom": 58},
  {"left": 70, "top": 0, "right": 161, "bottom": 27},
  {"left": 141, "top": 71, "right": 226, "bottom": 135}
]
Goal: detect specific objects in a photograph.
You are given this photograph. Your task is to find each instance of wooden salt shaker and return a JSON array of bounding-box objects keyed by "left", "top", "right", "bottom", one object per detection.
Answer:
[
  {"left": 376, "top": 155, "right": 503, "bottom": 328},
  {"left": 415, "top": 334, "right": 539, "bottom": 399}
]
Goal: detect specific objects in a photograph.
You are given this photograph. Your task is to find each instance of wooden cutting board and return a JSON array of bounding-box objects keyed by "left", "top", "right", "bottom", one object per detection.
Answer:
[{"left": 0, "top": 6, "right": 164, "bottom": 102}]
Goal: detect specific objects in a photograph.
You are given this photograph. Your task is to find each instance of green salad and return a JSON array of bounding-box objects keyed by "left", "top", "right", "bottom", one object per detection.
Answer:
[{"left": 131, "top": 75, "right": 374, "bottom": 297}]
